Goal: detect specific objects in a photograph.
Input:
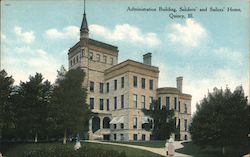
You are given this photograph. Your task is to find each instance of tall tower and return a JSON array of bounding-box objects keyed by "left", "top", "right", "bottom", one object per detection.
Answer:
[{"left": 80, "top": 0, "right": 89, "bottom": 40}]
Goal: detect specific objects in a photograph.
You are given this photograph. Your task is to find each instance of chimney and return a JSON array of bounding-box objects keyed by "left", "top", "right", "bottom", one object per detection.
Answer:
[
  {"left": 143, "top": 53, "right": 152, "bottom": 65},
  {"left": 176, "top": 76, "right": 183, "bottom": 93}
]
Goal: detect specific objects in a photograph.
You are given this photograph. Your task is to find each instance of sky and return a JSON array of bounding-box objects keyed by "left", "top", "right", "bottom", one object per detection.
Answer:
[{"left": 1, "top": 0, "right": 249, "bottom": 114}]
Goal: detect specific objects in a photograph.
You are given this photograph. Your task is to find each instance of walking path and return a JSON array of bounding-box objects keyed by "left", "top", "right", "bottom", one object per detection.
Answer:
[{"left": 84, "top": 140, "right": 192, "bottom": 157}]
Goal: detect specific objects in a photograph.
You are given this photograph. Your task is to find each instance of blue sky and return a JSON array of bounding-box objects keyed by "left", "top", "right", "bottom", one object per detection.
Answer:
[{"left": 1, "top": 0, "right": 249, "bottom": 113}]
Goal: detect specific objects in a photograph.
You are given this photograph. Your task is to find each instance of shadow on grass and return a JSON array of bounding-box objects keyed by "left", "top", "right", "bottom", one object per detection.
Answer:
[
  {"left": 176, "top": 141, "right": 249, "bottom": 157},
  {"left": 1, "top": 142, "right": 164, "bottom": 157}
]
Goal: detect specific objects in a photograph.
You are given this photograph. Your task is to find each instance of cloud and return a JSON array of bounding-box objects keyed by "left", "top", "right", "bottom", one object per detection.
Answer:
[
  {"left": 214, "top": 47, "right": 244, "bottom": 65},
  {"left": 1, "top": 33, "right": 6, "bottom": 40},
  {"left": 14, "top": 26, "right": 35, "bottom": 44},
  {"left": 167, "top": 19, "right": 207, "bottom": 48},
  {"left": 2, "top": 46, "right": 61, "bottom": 84},
  {"left": 45, "top": 26, "right": 79, "bottom": 39},
  {"left": 89, "top": 24, "right": 160, "bottom": 47}
]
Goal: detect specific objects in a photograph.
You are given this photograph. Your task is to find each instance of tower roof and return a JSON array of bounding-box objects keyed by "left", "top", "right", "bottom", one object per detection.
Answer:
[
  {"left": 80, "top": 0, "right": 89, "bottom": 33},
  {"left": 80, "top": 13, "right": 89, "bottom": 32}
]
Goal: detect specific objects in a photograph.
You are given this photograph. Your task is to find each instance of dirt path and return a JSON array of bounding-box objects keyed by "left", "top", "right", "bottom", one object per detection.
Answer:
[{"left": 84, "top": 140, "right": 192, "bottom": 157}]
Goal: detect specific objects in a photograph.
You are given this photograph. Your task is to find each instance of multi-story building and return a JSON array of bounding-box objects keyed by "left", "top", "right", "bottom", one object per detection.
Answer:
[{"left": 68, "top": 10, "right": 192, "bottom": 141}]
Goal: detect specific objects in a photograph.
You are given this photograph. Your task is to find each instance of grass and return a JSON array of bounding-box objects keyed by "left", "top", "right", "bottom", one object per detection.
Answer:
[
  {"left": 1, "top": 142, "right": 164, "bottom": 157},
  {"left": 176, "top": 141, "right": 249, "bottom": 157},
  {"left": 110, "top": 141, "right": 166, "bottom": 148}
]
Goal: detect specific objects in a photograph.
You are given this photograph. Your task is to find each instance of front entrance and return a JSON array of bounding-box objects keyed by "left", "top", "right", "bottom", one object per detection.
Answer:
[{"left": 103, "top": 134, "right": 110, "bottom": 141}]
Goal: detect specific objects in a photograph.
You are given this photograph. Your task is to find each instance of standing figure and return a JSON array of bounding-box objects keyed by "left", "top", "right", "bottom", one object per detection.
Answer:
[{"left": 168, "top": 138, "right": 175, "bottom": 157}]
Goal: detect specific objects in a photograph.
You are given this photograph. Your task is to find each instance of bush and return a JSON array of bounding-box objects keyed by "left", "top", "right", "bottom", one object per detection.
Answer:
[{"left": 22, "top": 145, "right": 127, "bottom": 157}]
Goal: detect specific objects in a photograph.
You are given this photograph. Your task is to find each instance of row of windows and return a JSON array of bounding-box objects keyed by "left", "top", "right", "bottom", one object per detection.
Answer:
[
  {"left": 90, "top": 95, "right": 125, "bottom": 110},
  {"left": 133, "top": 76, "right": 154, "bottom": 90},
  {"left": 90, "top": 95, "right": 154, "bottom": 110},
  {"left": 70, "top": 53, "right": 82, "bottom": 67},
  {"left": 112, "top": 133, "right": 146, "bottom": 141},
  {"left": 90, "top": 77, "right": 125, "bottom": 93},
  {"left": 112, "top": 123, "right": 124, "bottom": 130},
  {"left": 69, "top": 50, "right": 114, "bottom": 67},
  {"left": 89, "top": 51, "right": 114, "bottom": 65},
  {"left": 113, "top": 134, "right": 146, "bottom": 141},
  {"left": 89, "top": 77, "right": 154, "bottom": 93},
  {"left": 157, "top": 96, "right": 188, "bottom": 113}
]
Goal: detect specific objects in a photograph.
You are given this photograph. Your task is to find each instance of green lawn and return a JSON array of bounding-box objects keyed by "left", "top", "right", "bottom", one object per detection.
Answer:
[
  {"left": 176, "top": 141, "right": 249, "bottom": 157},
  {"left": 111, "top": 141, "right": 165, "bottom": 148},
  {"left": 1, "top": 142, "right": 164, "bottom": 157}
]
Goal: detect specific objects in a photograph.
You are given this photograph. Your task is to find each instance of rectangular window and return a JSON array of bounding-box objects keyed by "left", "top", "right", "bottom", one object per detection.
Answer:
[
  {"left": 141, "top": 78, "right": 145, "bottom": 89},
  {"left": 142, "top": 134, "right": 146, "bottom": 141},
  {"left": 184, "top": 104, "right": 187, "bottom": 113},
  {"left": 178, "top": 119, "right": 181, "bottom": 128},
  {"left": 121, "top": 123, "right": 124, "bottom": 129},
  {"left": 133, "top": 134, "right": 138, "bottom": 141},
  {"left": 114, "top": 97, "right": 117, "bottom": 110},
  {"left": 113, "top": 124, "right": 117, "bottom": 129},
  {"left": 106, "top": 82, "right": 109, "bottom": 93},
  {"left": 114, "top": 80, "right": 117, "bottom": 90},
  {"left": 100, "top": 99, "right": 104, "bottom": 110},
  {"left": 150, "top": 97, "right": 154, "bottom": 110},
  {"left": 106, "top": 99, "right": 110, "bottom": 111},
  {"left": 149, "top": 80, "right": 154, "bottom": 90},
  {"left": 141, "top": 95, "right": 146, "bottom": 109},
  {"left": 114, "top": 134, "right": 116, "bottom": 141},
  {"left": 158, "top": 97, "right": 161, "bottom": 109},
  {"left": 96, "top": 54, "right": 100, "bottom": 62},
  {"left": 90, "top": 98, "right": 94, "bottom": 109},
  {"left": 121, "top": 95, "right": 124, "bottom": 108},
  {"left": 99, "top": 83, "right": 104, "bottom": 93},
  {"left": 133, "top": 76, "right": 138, "bottom": 87},
  {"left": 89, "top": 52, "right": 93, "bottom": 60},
  {"left": 174, "top": 97, "right": 177, "bottom": 110},
  {"left": 90, "top": 81, "right": 94, "bottom": 92},
  {"left": 184, "top": 119, "right": 188, "bottom": 131},
  {"left": 166, "top": 97, "right": 170, "bottom": 111},
  {"left": 110, "top": 57, "right": 113, "bottom": 65},
  {"left": 103, "top": 56, "right": 107, "bottom": 63},
  {"left": 133, "top": 94, "right": 137, "bottom": 108},
  {"left": 133, "top": 117, "right": 137, "bottom": 129},
  {"left": 121, "top": 77, "right": 124, "bottom": 88},
  {"left": 81, "top": 48, "right": 84, "bottom": 57},
  {"left": 178, "top": 101, "right": 181, "bottom": 112}
]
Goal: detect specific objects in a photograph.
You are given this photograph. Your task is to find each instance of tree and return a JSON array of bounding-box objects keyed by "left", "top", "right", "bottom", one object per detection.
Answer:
[
  {"left": 0, "top": 70, "right": 14, "bottom": 139},
  {"left": 143, "top": 100, "right": 176, "bottom": 140},
  {"left": 189, "top": 86, "right": 249, "bottom": 154},
  {"left": 14, "top": 73, "right": 53, "bottom": 142},
  {"left": 51, "top": 67, "right": 91, "bottom": 144}
]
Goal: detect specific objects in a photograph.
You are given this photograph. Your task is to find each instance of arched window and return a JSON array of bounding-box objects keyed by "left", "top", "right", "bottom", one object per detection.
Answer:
[
  {"left": 103, "top": 117, "right": 110, "bottom": 129},
  {"left": 92, "top": 116, "right": 100, "bottom": 133}
]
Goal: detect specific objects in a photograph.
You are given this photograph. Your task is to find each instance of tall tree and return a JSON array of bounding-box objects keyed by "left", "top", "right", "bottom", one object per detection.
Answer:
[
  {"left": 51, "top": 67, "right": 91, "bottom": 144},
  {"left": 15, "top": 73, "right": 52, "bottom": 142},
  {"left": 189, "top": 86, "right": 249, "bottom": 154},
  {"left": 0, "top": 70, "right": 14, "bottom": 139},
  {"left": 143, "top": 100, "right": 176, "bottom": 140}
]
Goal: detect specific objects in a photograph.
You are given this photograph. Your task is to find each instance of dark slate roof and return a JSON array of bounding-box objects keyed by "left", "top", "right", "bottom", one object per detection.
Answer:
[{"left": 80, "top": 13, "right": 89, "bottom": 32}]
